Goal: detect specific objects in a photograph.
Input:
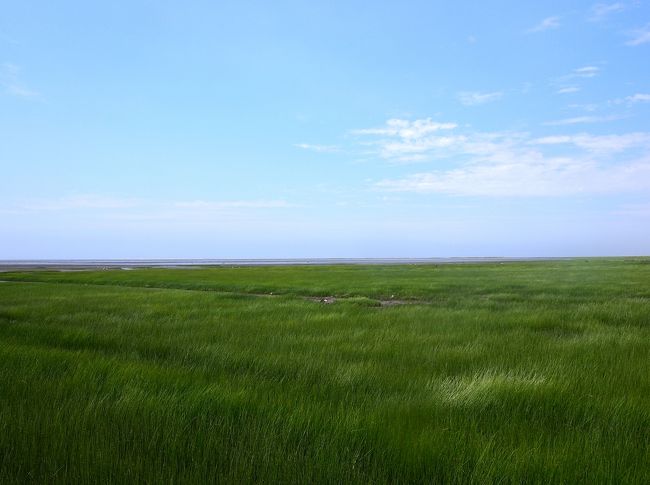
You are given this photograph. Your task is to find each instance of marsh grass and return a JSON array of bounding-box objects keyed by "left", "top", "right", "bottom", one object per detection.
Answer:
[{"left": 1, "top": 259, "right": 649, "bottom": 483}]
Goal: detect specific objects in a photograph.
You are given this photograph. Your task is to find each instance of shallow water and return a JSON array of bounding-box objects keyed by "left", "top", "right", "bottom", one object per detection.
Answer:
[{"left": 0, "top": 257, "right": 573, "bottom": 270}]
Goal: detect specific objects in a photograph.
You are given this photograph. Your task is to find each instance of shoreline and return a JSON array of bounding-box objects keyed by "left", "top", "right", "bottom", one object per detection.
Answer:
[{"left": 0, "top": 257, "right": 583, "bottom": 271}]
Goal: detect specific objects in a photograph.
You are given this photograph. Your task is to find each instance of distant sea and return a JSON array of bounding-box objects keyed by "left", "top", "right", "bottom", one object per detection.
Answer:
[{"left": 0, "top": 257, "right": 574, "bottom": 270}]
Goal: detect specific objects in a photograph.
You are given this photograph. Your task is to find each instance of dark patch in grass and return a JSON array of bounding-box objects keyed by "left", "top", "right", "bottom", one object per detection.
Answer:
[{"left": 305, "top": 296, "right": 338, "bottom": 304}]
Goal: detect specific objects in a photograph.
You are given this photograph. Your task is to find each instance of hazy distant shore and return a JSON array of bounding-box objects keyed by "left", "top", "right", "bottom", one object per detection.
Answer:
[{"left": 0, "top": 257, "right": 581, "bottom": 271}]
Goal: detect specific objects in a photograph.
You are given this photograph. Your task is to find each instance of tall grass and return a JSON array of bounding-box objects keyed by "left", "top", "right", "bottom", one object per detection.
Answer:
[{"left": 1, "top": 259, "right": 649, "bottom": 483}]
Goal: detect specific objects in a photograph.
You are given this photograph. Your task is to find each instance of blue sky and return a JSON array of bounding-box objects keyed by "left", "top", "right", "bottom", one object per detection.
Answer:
[{"left": 2, "top": 1, "right": 650, "bottom": 258}]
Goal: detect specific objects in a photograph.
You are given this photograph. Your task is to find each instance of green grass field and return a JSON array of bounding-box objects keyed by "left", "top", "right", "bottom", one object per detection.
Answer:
[{"left": 1, "top": 259, "right": 649, "bottom": 483}]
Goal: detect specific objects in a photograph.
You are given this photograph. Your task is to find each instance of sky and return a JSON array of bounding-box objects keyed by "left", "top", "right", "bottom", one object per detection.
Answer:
[{"left": 1, "top": 0, "right": 650, "bottom": 258}]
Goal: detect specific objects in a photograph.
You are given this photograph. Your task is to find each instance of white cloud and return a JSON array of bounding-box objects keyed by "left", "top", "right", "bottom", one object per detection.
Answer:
[
  {"left": 626, "top": 24, "right": 650, "bottom": 46},
  {"left": 626, "top": 93, "right": 650, "bottom": 103},
  {"left": 527, "top": 16, "right": 561, "bottom": 33},
  {"left": 351, "top": 118, "right": 461, "bottom": 163},
  {"left": 542, "top": 115, "right": 622, "bottom": 126},
  {"left": 294, "top": 143, "right": 340, "bottom": 153},
  {"left": 352, "top": 118, "right": 457, "bottom": 138},
  {"left": 532, "top": 132, "right": 650, "bottom": 154},
  {"left": 376, "top": 159, "right": 650, "bottom": 197},
  {"left": 572, "top": 66, "right": 600, "bottom": 78},
  {"left": 553, "top": 66, "right": 601, "bottom": 95},
  {"left": 354, "top": 119, "right": 542, "bottom": 164},
  {"left": 377, "top": 136, "right": 463, "bottom": 162},
  {"left": 457, "top": 91, "right": 503, "bottom": 106},
  {"left": 359, "top": 117, "right": 650, "bottom": 197},
  {"left": 1, "top": 62, "right": 39, "bottom": 98},
  {"left": 609, "top": 93, "right": 650, "bottom": 105},
  {"left": 568, "top": 103, "right": 599, "bottom": 112},
  {"left": 588, "top": 3, "right": 625, "bottom": 22},
  {"left": 557, "top": 86, "right": 581, "bottom": 94}
]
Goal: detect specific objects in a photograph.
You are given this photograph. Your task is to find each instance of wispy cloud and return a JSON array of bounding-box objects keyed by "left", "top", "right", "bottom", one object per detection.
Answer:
[
  {"left": 572, "top": 66, "right": 600, "bottom": 78},
  {"left": 1, "top": 62, "right": 39, "bottom": 98},
  {"left": 553, "top": 66, "right": 600, "bottom": 95},
  {"left": 351, "top": 118, "right": 459, "bottom": 163},
  {"left": 626, "top": 93, "right": 650, "bottom": 103},
  {"left": 626, "top": 24, "right": 650, "bottom": 46},
  {"left": 532, "top": 132, "right": 650, "bottom": 154},
  {"left": 527, "top": 16, "right": 561, "bottom": 33},
  {"left": 294, "top": 143, "right": 340, "bottom": 153},
  {"left": 558, "top": 66, "right": 601, "bottom": 83},
  {"left": 351, "top": 118, "right": 457, "bottom": 138},
  {"left": 557, "top": 86, "right": 581, "bottom": 94},
  {"left": 568, "top": 103, "right": 599, "bottom": 112},
  {"left": 361, "top": 117, "right": 650, "bottom": 197},
  {"left": 457, "top": 91, "right": 503, "bottom": 106},
  {"left": 542, "top": 115, "right": 622, "bottom": 126},
  {"left": 376, "top": 158, "right": 650, "bottom": 197},
  {"left": 588, "top": 3, "right": 625, "bottom": 22},
  {"left": 609, "top": 93, "right": 650, "bottom": 105}
]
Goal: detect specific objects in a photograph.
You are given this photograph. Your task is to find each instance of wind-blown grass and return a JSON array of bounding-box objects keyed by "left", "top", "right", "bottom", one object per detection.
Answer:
[{"left": 1, "top": 259, "right": 649, "bottom": 483}]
